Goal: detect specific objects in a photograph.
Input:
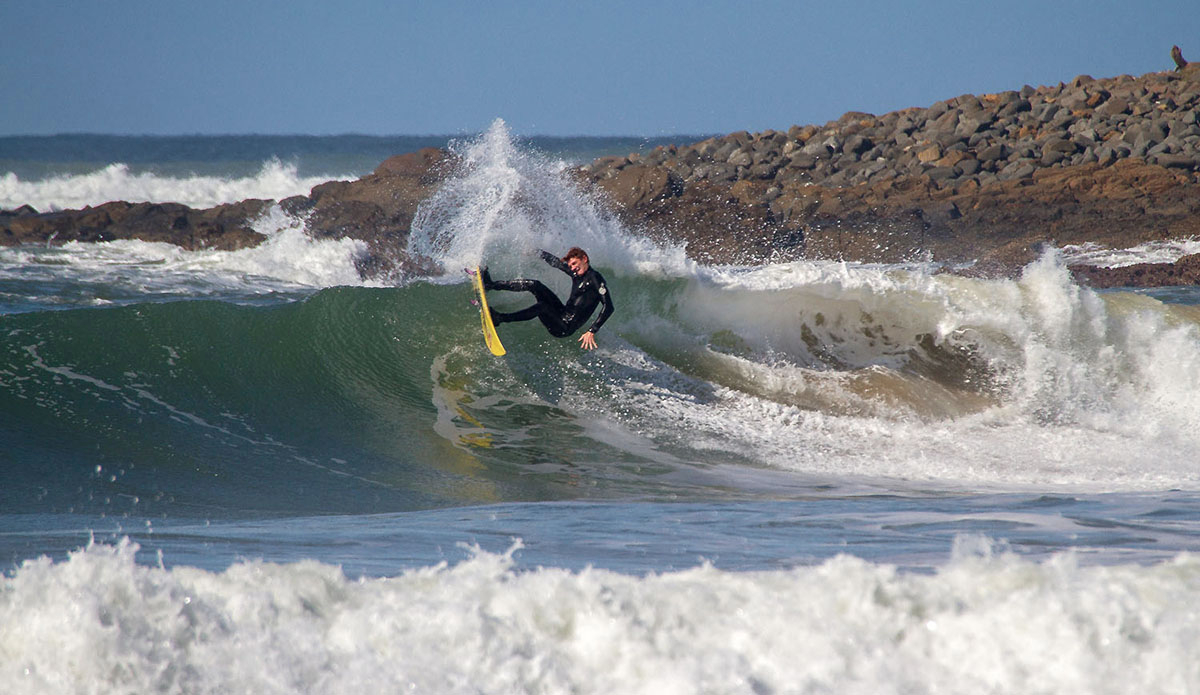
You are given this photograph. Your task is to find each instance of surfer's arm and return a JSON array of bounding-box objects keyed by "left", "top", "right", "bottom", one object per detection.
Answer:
[
  {"left": 585, "top": 279, "right": 614, "bottom": 336},
  {"left": 540, "top": 249, "right": 571, "bottom": 275}
]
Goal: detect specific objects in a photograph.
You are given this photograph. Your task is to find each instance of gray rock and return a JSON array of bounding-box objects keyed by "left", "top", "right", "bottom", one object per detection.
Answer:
[
  {"left": 896, "top": 114, "right": 920, "bottom": 134},
  {"left": 787, "top": 153, "right": 818, "bottom": 170},
  {"left": 802, "top": 139, "right": 832, "bottom": 158},
  {"left": 999, "top": 160, "right": 1036, "bottom": 180},
  {"left": 999, "top": 98, "right": 1033, "bottom": 118},
  {"left": 713, "top": 142, "right": 738, "bottom": 162},
  {"left": 1035, "top": 103, "right": 1062, "bottom": 122},
  {"left": 1146, "top": 119, "right": 1169, "bottom": 143},
  {"left": 1042, "top": 150, "right": 1068, "bottom": 166},
  {"left": 1071, "top": 128, "right": 1099, "bottom": 146},
  {"left": 956, "top": 115, "right": 994, "bottom": 136},
  {"left": 1097, "top": 97, "right": 1131, "bottom": 117},
  {"left": 1042, "top": 138, "right": 1079, "bottom": 155},
  {"left": 927, "top": 166, "right": 958, "bottom": 181},
  {"left": 1154, "top": 153, "right": 1198, "bottom": 169},
  {"left": 705, "top": 163, "right": 737, "bottom": 181},
  {"left": 844, "top": 135, "right": 873, "bottom": 156},
  {"left": 727, "top": 148, "right": 753, "bottom": 167},
  {"left": 753, "top": 148, "right": 780, "bottom": 166},
  {"left": 749, "top": 163, "right": 779, "bottom": 179},
  {"left": 978, "top": 143, "right": 1008, "bottom": 161}
]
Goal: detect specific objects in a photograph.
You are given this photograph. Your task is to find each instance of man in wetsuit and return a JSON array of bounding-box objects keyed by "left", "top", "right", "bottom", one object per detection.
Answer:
[{"left": 482, "top": 247, "right": 614, "bottom": 350}]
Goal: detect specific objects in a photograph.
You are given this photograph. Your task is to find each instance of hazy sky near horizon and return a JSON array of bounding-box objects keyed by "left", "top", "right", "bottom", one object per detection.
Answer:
[{"left": 4, "top": 1, "right": 1199, "bottom": 137}]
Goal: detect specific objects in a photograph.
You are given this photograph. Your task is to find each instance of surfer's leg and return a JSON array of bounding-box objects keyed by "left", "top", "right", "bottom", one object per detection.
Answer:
[
  {"left": 491, "top": 304, "right": 540, "bottom": 324},
  {"left": 487, "top": 278, "right": 563, "bottom": 308},
  {"left": 490, "top": 280, "right": 569, "bottom": 335},
  {"left": 492, "top": 305, "right": 571, "bottom": 337},
  {"left": 486, "top": 276, "right": 545, "bottom": 294}
]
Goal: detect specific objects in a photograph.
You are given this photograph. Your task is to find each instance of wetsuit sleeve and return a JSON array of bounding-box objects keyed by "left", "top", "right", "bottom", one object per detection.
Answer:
[
  {"left": 587, "top": 274, "right": 615, "bottom": 334},
  {"left": 540, "top": 250, "right": 571, "bottom": 275}
]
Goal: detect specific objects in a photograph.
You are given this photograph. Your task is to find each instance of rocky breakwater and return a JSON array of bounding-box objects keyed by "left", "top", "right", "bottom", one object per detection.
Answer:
[
  {"left": 8, "top": 61, "right": 1200, "bottom": 288},
  {"left": 579, "top": 66, "right": 1200, "bottom": 284},
  {"left": 0, "top": 147, "right": 456, "bottom": 279}
]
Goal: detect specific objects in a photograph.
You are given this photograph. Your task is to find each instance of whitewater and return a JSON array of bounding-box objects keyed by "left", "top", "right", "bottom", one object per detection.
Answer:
[{"left": 2, "top": 123, "right": 1200, "bottom": 694}]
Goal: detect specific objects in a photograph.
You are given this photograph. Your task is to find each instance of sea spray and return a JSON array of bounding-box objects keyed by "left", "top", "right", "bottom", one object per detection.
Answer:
[{"left": 406, "top": 119, "right": 691, "bottom": 280}]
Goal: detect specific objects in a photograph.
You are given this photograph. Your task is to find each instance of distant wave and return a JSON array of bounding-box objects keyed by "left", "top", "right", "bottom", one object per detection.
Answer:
[
  {"left": 1060, "top": 238, "right": 1200, "bottom": 268},
  {"left": 0, "top": 159, "right": 349, "bottom": 212}
]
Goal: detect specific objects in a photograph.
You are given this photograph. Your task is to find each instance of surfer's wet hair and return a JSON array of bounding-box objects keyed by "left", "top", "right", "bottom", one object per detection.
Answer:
[{"left": 563, "top": 247, "right": 588, "bottom": 263}]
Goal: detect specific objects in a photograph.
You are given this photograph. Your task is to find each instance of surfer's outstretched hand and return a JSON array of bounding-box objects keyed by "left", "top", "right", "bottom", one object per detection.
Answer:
[{"left": 579, "top": 331, "right": 598, "bottom": 350}]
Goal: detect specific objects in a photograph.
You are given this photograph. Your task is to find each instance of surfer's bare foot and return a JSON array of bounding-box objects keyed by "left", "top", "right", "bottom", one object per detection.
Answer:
[{"left": 480, "top": 266, "right": 496, "bottom": 290}]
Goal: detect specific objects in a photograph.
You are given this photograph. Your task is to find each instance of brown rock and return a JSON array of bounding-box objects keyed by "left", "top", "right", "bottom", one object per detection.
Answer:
[
  {"left": 917, "top": 145, "right": 942, "bottom": 164},
  {"left": 936, "top": 150, "right": 971, "bottom": 168},
  {"left": 596, "top": 166, "right": 684, "bottom": 209}
]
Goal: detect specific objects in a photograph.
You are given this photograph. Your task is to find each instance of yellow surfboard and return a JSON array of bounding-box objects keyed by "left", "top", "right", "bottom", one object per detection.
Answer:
[{"left": 471, "top": 266, "right": 506, "bottom": 356}]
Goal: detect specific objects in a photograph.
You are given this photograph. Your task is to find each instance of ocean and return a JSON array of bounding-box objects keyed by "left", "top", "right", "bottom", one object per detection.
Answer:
[{"left": 2, "top": 122, "right": 1199, "bottom": 694}]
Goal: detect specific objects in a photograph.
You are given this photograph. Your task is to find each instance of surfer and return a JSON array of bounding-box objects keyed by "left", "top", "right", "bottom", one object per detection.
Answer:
[{"left": 482, "top": 247, "right": 614, "bottom": 350}]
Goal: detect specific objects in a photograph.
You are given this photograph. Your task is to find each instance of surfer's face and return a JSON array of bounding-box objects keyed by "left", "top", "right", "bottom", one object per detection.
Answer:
[{"left": 567, "top": 257, "right": 588, "bottom": 276}]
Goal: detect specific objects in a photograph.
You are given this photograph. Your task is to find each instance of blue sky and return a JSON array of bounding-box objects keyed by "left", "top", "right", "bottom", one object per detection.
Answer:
[{"left": 4, "top": 0, "right": 1198, "bottom": 136}]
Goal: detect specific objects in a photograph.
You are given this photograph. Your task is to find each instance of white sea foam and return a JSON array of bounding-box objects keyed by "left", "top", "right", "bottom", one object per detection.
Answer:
[
  {"left": 1060, "top": 237, "right": 1200, "bottom": 268},
  {"left": 1, "top": 539, "right": 1197, "bottom": 695},
  {"left": 0, "top": 205, "right": 376, "bottom": 308},
  {"left": 0, "top": 160, "right": 346, "bottom": 212},
  {"left": 571, "top": 251, "right": 1200, "bottom": 492}
]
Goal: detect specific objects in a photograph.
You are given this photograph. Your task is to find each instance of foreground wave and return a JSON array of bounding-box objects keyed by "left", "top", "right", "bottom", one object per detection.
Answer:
[
  {"left": 4, "top": 253, "right": 1200, "bottom": 522},
  {"left": 2, "top": 539, "right": 1197, "bottom": 694}
]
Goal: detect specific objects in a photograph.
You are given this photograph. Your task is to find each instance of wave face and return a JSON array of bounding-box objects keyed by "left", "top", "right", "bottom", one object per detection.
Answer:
[{"left": 4, "top": 121, "right": 1200, "bottom": 522}]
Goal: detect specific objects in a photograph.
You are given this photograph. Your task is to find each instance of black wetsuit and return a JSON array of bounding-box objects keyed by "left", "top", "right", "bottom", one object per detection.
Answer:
[{"left": 487, "top": 251, "right": 614, "bottom": 338}]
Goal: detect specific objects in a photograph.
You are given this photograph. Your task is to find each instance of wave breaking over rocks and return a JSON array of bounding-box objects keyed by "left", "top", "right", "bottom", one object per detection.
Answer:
[{"left": 6, "top": 57, "right": 1200, "bottom": 286}]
